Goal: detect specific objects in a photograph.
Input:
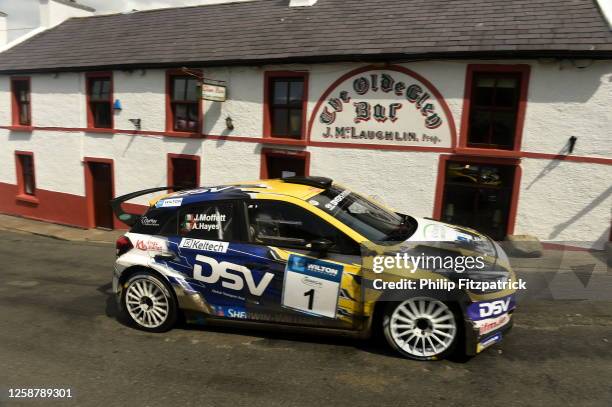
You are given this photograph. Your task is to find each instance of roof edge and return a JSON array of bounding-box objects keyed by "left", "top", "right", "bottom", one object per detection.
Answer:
[
  {"left": 1, "top": 49, "right": 612, "bottom": 74},
  {"left": 52, "top": 0, "right": 95, "bottom": 13}
]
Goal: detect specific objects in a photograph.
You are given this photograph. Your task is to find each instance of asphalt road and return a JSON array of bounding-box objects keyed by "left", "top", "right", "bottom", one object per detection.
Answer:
[{"left": 0, "top": 230, "right": 611, "bottom": 407}]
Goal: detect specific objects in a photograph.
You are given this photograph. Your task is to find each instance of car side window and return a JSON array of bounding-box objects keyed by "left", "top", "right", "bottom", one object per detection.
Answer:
[
  {"left": 246, "top": 200, "right": 359, "bottom": 255},
  {"left": 179, "top": 202, "right": 234, "bottom": 241}
]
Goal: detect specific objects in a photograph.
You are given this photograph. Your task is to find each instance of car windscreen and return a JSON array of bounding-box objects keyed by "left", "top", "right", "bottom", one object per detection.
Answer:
[{"left": 309, "top": 185, "right": 417, "bottom": 245}]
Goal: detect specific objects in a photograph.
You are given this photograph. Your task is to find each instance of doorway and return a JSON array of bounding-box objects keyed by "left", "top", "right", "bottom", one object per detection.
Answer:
[
  {"left": 84, "top": 158, "right": 114, "bottom": 230},
  {"left": 439, "top": 159, "right": 519, "bottom": 241},
  {"left": 261, "top": 149, "right": 309, "bottom": 179}
]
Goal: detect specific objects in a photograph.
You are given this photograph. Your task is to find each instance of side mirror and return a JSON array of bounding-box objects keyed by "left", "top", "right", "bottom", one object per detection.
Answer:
[{"left": 310, "top": 238, "right": 334, "bottom": 254}]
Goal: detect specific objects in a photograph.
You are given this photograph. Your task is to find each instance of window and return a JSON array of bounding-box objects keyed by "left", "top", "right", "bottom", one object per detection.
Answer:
[
  {"left": 260, "top": 149, "right": 309, "bottom": 179},
  {"left": 87, "top": 73, "right": 112, "bottom": 129},
  {"left": 15, "top": 152, "right": 36, "bottom": 197},
  {"left": 169, "top": 75, "right": 200, "bottom": 132},
  {"left": 265, "top": 73, "right": 308, "bottom": 139},
  {"left": 247, "top": 201, "right": 359, "bottom": 254},
  {"left": 11, "top": 78, "right": 31, "bottom": 126},
  {"left": 180, "top": 203, "right": 235, "bottom": 241},
  {"left": 462, "top": 65, "right": 530, "bottom": 151},
  {"left": 168, "top": 154, "right": 200, "bottom": 191},
  {"left": 310, "top": 185, "right": 417, "bottom": 245}
]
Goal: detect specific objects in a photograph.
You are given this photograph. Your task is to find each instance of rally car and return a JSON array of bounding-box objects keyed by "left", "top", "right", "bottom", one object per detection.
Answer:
[{"left": 110, "top": 176, "right": 516, "bottom": 361}]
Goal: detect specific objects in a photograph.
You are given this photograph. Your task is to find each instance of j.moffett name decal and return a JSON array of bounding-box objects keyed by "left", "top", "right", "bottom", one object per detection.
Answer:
[{"left": 309, "top": 66, "right": 455, "bottom": 148}]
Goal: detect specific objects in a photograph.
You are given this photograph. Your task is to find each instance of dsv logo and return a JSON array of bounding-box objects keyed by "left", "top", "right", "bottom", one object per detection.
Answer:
[
  {"left": 193, "top": 255, "right": 273, "bottom": 296},
  {"left": 478, "top": 298, "right": 511, "bottom": 318}
]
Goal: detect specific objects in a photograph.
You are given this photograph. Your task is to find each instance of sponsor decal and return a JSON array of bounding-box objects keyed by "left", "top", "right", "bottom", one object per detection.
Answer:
[
  {"left": 477, "top": 332, "right": 502, "bottom": 353},
  {"left": 193, "top": 255, "right": 274, "bottom": 296},
  {"left": 171, "top": 186, "right": 233, "bottom": 197},
  {"left": 156, "top": 198, "right": 183, "bottom": 208},
  {"left": 467, "top": 295, "right": 516, "bottom": 321},
  {"left": 310, "top": 68, "right": 453, "bottom": 148},
  {"left": 324, "top": 190, "right": 350, "bottom": 210},
  {"left": 140, "top": 216, "right": 159, "bottom": 227},
  {"left": 181, "top": 213, "right": 227, "bottom": 232},
  {"left": 211, "top": 305, "right": 248, "bottom": 319},
  {"left": 135, "top": 240, "right": 164, "bottom": 252},
  {"left": 179, "top": 238, "right": 229, "bottom": 253},
  {"left": 475, "top": 313, "right": 511, "bottom": 335}
]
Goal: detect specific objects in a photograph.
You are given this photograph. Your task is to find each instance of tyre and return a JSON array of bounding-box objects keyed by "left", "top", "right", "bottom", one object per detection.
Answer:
[
  {"left": 382, "top": 297, "right": 459, "bottom": 361},
  {"left": 121, "top": 272, "right": 177, "bottom": 332}
]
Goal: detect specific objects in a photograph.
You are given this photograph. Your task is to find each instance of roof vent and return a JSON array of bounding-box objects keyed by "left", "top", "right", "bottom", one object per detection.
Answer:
[{"left": 289, "top": 0, "right": 318, "bottom": 7}]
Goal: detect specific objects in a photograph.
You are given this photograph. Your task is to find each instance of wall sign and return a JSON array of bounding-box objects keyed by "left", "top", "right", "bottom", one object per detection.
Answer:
[
  {"left": 309, "top": 66, "right": 456, "bottom": 148},
  {"left": 202, "top": 80, "right": 227, "bottom": 102}
]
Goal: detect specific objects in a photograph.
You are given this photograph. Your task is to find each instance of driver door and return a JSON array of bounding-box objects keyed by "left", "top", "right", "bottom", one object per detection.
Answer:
[{"left": 234, "top": 199, "right": 363, "bottom": 330}]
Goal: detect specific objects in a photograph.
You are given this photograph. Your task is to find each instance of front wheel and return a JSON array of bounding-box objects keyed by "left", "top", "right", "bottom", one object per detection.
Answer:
[
  {"left": 383, "top": 297, "right": 459, "bottom": 361},
  {"left": 121, "top": 272, "right": 177, "bottom": 332}
]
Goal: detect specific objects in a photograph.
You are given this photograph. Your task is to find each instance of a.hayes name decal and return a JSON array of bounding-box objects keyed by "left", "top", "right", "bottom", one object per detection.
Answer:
[{"left": 310, "top": 67, "right": 454, "bottom": 148}]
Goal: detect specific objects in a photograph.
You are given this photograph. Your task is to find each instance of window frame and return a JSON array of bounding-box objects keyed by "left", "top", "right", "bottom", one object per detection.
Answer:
[
  {"left": 15, "top": 150, "right": 38, "bottom": 204},
  {"left": 459, "top": 64, "right": 530, "bottom": 152},
  {"left": 167, "top": 153, "right": 201, "bottom": 193},
  {"left": 85, "top": 72, "right": 114, "bottom": 130},
  {"left": 242, "top": 199, "right": 360, "bottom": 255},
  {"left": 11, "top": 77, "right": 32, "bottom": 128},
  {"left": 165, "top": 69, "right": 203, "bottom": 137},
  {"left": 263, "top": 71, "right": 309, "bottom": 141},
  {"left": 260, "top": 148, "right": 310, "bottom": 179}
]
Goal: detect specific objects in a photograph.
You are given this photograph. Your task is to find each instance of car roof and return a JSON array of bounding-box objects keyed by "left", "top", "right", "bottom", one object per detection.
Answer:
[{"left": 149, "top": 179, "right": 327, "bottom": 208}]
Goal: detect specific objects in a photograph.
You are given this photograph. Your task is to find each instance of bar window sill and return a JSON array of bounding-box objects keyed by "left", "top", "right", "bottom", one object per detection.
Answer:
[
  {"left": 455, "top": 147, "right": 521, "bottom": 158},
  {"left": 165, "top": 130, "right": 202, "bottom": 138},
  {"left": 263, "top": 135, "right": 307, "bottom": 146},
  {"left": 7, "top": 125, "right": 34, "bottom": 132},
  {"left": 84, "top": 127, "right": 114, "bottom": 134},
  {"left": 16, "top": 194, "right": 39, "bottom": 205}
]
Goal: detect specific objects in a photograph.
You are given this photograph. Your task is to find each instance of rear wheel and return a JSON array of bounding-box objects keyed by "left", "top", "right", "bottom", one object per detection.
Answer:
[
  {"left": 383, "top": 297, "right": 458, "bottom": 360},
  {"left": 121, "top": 272, "right": 177, "bottom": 332}
]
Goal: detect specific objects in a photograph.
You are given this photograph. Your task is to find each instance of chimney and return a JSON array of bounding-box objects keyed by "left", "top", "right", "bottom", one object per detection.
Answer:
[
  {"left": 39, "top": 0, "right": 95, "bottom": 29},
  {"left": 289, "top": 0, "right": 319, "bottom": 7},
  {"left": 0, "top": 12, "right": 7, "bottom": 47}
]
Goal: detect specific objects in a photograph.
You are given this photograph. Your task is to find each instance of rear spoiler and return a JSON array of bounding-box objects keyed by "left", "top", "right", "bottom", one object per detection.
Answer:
[{"left": 110, "top": 186, "right": 174, "bottom": 227}]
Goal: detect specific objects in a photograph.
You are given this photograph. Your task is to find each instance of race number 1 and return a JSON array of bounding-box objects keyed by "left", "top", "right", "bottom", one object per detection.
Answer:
[{"left": 282, "top": 254, "right": 343, "bottom": 318}]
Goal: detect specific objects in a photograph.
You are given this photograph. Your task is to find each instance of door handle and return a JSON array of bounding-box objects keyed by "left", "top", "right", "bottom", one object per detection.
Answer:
[{"left": 154, "top": 253, "right": 176, "bottom": 262}]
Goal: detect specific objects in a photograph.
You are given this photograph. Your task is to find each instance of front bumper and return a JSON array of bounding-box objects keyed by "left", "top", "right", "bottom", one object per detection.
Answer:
[{"left": 465, "top": 311, "right": 514, "bottom": 356}]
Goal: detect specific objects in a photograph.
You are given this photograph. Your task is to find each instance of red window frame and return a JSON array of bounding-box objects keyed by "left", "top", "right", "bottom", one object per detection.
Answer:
[
  {"left": 167, "top": 153, "right": 201, "bottom": 192},
  {"left": 165, "top": 69, "right": 203, "bottom": 137},
  {"left": 459, "top": 64, "right": 530, "bottom": 152},
  {"left": 86, "top": 72, "right": 114, "bottom": 130},
  {"left": 260, "top": 148, "right": 310, "bottom": 179},
  {"left": 11, "top": 77, "right": 32, "bottom": 128},
  {"left": 15, "top": 151, "right": 38, "bottom": 204},
  {"left": 263, "top": 71, "right": 309, "bottom": 141}
]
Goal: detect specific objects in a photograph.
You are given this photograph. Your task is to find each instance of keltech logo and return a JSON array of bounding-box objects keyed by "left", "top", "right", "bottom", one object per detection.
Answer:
[{"left": 193, "top": 255, "right": 274, "bottom": 296}]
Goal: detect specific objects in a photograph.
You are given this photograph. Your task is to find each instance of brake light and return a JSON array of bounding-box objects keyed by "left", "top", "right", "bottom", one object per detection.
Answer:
[{"left": 116, "top": 236, "right": 133, "bottom": 257}]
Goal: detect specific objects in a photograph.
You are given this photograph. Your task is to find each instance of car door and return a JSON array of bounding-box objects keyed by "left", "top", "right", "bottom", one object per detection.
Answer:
[{"left": 231, "top": 198, "right": 364, "bottom": 330}]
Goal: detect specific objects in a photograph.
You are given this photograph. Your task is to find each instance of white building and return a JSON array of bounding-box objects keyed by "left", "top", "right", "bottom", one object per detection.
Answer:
[{"left": 0, "top": 0, "right": 611, "bottom": 248}]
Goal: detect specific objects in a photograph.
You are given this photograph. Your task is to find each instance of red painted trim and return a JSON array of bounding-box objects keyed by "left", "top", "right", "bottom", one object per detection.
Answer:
[
  {"left": 85, "top": 71, "right": 114, "bottom": 130},
  {"left": 260, "top": 148, "right": 310, "bottom": 179},
  {"left": 1, "top": 125, "right": 610, "bottom": 166},
  {"left": 432, "top": 154, "right": 522, "bottom": 237},
  {"left": 165, "top": 69, "right": 203, "bottom": 137},
  {"left": 10, "top": 76, "right": 32, "bottom": 127},
  {"left": 14, "top": 150, "right": 37, "bottom": 204},
  {"left": 0, "top": 181, "right": 145, "bottom": 230},
  {"left": 167, "top": 153, "right": 201, "bottom": 192},
  {"left": 263, "top": 70, "right": 309, "bottom": 141},
  {"left": 83, "top": 157, "right": 116, "bottom": 229},
  {"left": 459, "top": 64, "right": 531, "bottom": 151},
  {"left": 307, "top": 64, "right": 458, "bottom": 148}
]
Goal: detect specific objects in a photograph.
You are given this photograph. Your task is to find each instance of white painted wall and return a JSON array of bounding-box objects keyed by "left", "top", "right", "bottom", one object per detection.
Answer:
[
  {"left": 0, "top": 14, "right": 7, "bottom": 47},
  {"left": 0, "top": 59, "right": 610, "bottom": 247},
  {"left": 40, "top": 0, "right": 94, "bottom": 29}
]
